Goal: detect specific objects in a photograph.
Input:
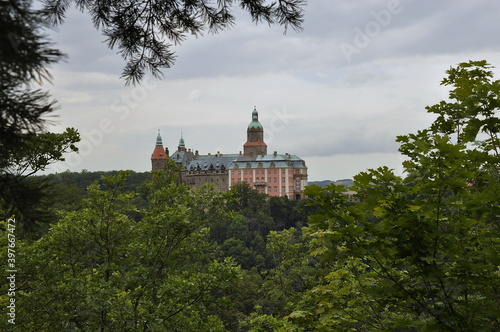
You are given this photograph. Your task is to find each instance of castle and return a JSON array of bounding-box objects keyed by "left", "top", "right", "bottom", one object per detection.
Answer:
[{"left": 151, "top": 107, "right": 308, "bottom": 199}]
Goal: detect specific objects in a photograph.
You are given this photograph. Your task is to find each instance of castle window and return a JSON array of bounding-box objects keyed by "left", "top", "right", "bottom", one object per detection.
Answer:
[
  {"left": 282, "top": 186, "right": 285, "bottom": 192},
  {"left": 268, "top": 178, "right": 271, "bottom": 183},
  {"left": 238, "top": 171, "right": 241, "bottom": 175},
  {"left": 274, "top": 170, "right": 277, "bottom": 174},
  {"left": 282, "top": 169, "right": 285, "bottom": 174},
  {"left": 245, "top": 171, "right": 248, "bottom": 174},
  {"left": 274, "top": 186, "right": 277, "bottom": 192},
  {"left": 268, "top": 186, "right": 271, "bottom": 193},
  {"left": 274, "top": 178, "right": 277, "bottom": 182},
  {"left": 282, "top": 177, "right": 285, "bottom": 182},
  {"left": 268, "top": 170, "right": 271, "bottom": 174}
]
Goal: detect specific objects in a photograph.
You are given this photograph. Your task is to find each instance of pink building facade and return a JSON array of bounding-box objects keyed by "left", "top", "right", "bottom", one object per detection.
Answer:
[
  {"left": 151, "top": 107, "right": 308, "bottom": 199},
  {"left": 228, "top": 108, "right": 307, "bottom": 200}
]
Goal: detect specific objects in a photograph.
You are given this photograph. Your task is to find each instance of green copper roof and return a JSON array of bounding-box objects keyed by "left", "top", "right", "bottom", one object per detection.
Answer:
[
  {"left": 248, "top": 107, "right": 263, "bottom": 129},
  {"left": 179, "top": 133, "right": 185, "bottom": 148},
  {"left": 156, "top": 129, "right": 163, "bottom": 146}
]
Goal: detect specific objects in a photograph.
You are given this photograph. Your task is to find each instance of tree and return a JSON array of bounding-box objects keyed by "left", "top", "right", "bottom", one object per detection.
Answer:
[
  {"left": 2, "top": 171, "right": 241, "bottom": 331},
  {"left": 0, "top": 0, "right": 70, "bottom": 165},
  {"left": 1, "top": 0, "right": 80, "bottom": 238},
  {"left": 258, "top": 228, "right": 326, "bottom": 318},
  {"left": 284, "top": 61, "right": 500, "bottom": 331},
  {"left": 41, "top": 0, "right": 306, "bottom": 84}
]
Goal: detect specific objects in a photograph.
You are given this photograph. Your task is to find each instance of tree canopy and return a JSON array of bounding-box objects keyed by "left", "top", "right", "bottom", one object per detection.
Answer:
[
  {"left": 278, "top": 61, "right": 500, "bottom": 331},
  {"left": 1, "top": 0, "right": 80, "bottom": 237}
]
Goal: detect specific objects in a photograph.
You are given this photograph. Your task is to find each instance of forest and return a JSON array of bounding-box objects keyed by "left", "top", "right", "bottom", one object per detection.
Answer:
[
  {"left": 2, "top": 60, "right": 500, "bottom": 331},
  {"left": 1, "top": 1, "right": 499, "bottom": 330}
]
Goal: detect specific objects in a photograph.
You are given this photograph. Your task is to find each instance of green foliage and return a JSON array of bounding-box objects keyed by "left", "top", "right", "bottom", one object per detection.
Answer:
[
  {"left": 3, "top": 172, "right": 242, "bottom": 331},
  {"left": 242, "top": 311, "right": 292, "bottom": 332},
  {"left": 283, "top": 61, "right": 500, "bottom": 331},
  {"left": 7, "top": 128, "right": 80, "bottom": 178},
  {"left": 40, "top": 169, "right": 151, "bottom": 193},
  {"left": 259, "top": 228, "right": 326, "bottom": 318},
  {"left": 0, "top": 128, "right": 80, "bottom": 238},
  {"left": 6, "top": 57, "right": 499, "bottom": 331},
  {"left": 1, "top": 0, "right": 80, "bottom": 239},
  {"left": 0, "top": 0, "right": 70, "bottom": 166},
  {"left": 228, "top": 182, "right": 271, "bottom": 217}
]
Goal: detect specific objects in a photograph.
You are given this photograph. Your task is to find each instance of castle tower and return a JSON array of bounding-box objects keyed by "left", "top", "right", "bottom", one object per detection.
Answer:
[
  {"left": 178, "top": 133, "right": 186, "bottom": 152},
  {"left": 151, "top": 130, "right": 167, "bottom": 170},
  {"left": 243, "top": 107, "right": 267, "bottom": 156}
]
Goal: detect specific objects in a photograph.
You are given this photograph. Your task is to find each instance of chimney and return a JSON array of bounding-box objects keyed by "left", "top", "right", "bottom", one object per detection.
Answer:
[{"left": 273, "top": 151, "right": 277, "bottom": 157}]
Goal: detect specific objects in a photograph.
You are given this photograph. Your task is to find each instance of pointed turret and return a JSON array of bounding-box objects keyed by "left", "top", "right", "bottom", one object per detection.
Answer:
[
  {"left": 156, "top": 130, "right": 163, "bottom": 145},
  {"left": 151, "top": 129, "right": 167, "bottom": 170},
  {"left": 178, "top": 133, "right": 186, "bottom": 151}
]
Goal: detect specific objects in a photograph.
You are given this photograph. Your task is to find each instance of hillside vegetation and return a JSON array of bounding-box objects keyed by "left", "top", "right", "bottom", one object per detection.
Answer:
[{"left": 1, "top": 61, "right": 499, "bottom": 331}]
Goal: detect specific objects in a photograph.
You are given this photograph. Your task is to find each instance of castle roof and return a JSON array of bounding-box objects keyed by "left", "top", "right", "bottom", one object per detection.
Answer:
[
  {"left": 231, "top": 153, "right": 307, "bottom": 169},
  {"left": 243, "top": 139, "right": 267, "bottom": 147},
  {"left": 179, "top": 133, "right": 185, "bottom": 148},
  {"left": 151, "top": 130, "right": 167, "bottom": 160},
  {"left": 171, "top": 149, "right": 194, "bottom": 164},
  {"left": 248, "top": 106, "right": 263, "bottom": 129},
  {"left": 151, "top": 145, "right": 167, "bottom": 160},
  {"left": 185, "top": 154, "right": 239, "bottom": 172},
  {"left": 156, "top": 130, "right": 163, "bottom": 145}
]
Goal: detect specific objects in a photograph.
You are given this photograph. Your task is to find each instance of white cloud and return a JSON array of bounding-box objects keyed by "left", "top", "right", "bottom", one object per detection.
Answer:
[{"left": 43, "top": 0, "right": 500, "bottom": 181}]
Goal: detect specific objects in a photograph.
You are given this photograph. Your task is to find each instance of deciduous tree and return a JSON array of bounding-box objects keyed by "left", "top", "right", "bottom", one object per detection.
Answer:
[
  {"left": 284, "top": 61, "right": 500, "bottom": 331},
  {"left": 2, "top": 171, "right": 241, "bottom": 331}
]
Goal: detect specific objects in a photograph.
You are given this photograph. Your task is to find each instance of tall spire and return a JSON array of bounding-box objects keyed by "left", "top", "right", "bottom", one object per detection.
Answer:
[
  {"left": 156, "top": 129, "right": 163, "bottom": 146},
  {"left": 178, "top": 132, "right": 186, "bottom": 151},
  {"left": 179, "top": 133, "right": 185, "bottom": 148}
]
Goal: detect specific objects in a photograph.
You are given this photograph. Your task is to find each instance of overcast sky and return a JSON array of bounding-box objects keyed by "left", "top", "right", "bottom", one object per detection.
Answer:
[{"left": 43, "top": 0, "right": 500, "bottom": 181}]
